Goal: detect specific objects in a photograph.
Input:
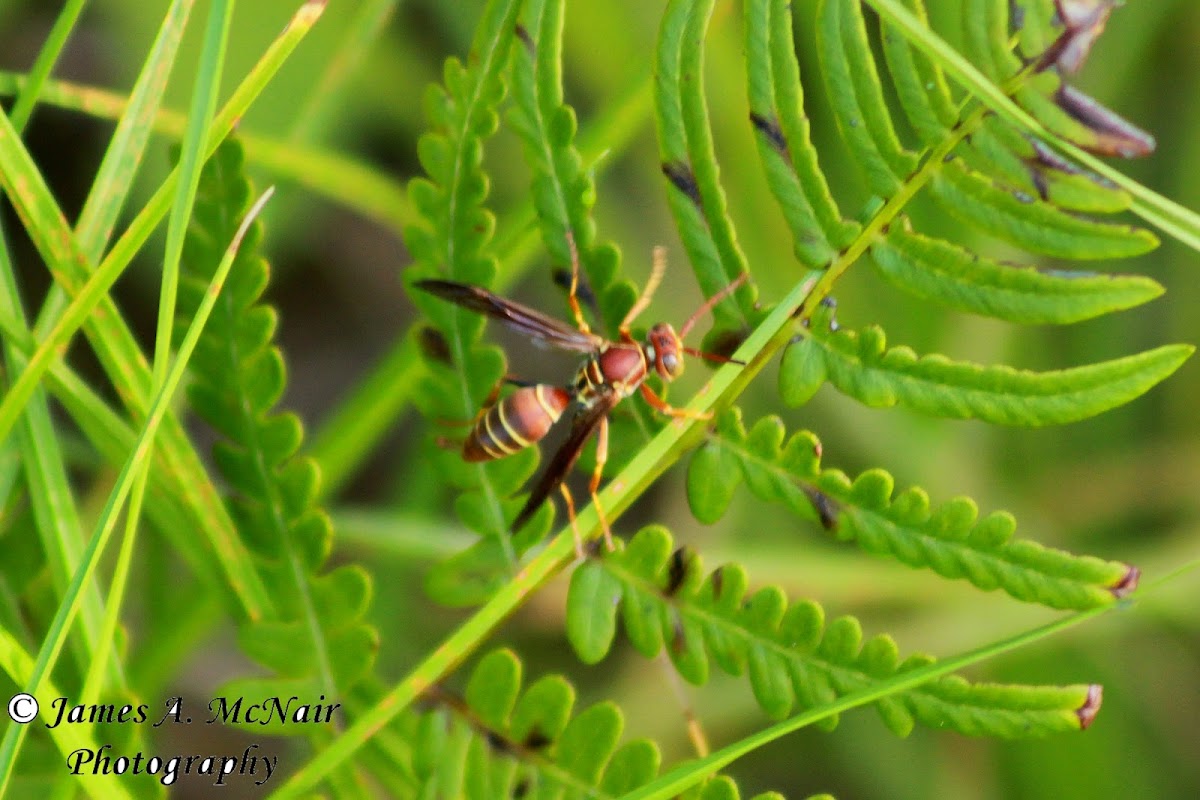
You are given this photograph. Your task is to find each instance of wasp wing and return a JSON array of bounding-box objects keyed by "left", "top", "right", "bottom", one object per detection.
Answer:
[
  {"left": 415, "top": 279, "right": 602, "bottom": 353},
  {"left": 512, "top": 389, "right": 618, "bottom": 534}
]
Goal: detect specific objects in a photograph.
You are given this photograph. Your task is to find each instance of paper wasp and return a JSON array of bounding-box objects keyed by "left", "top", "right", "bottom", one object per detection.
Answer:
[{"left": 416, "top": 237, "right": 746, "bottom": 556}]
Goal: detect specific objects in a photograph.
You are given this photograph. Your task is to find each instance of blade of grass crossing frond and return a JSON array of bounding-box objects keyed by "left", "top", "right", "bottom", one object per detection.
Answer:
[
  {"left": 36, "top": 0, "right": 196, "bottom": 396},
  {"left": 0, "top": 630, "right": 133, "bottom": 800},
  {"left": 0, "top": 189, "right": 275, "bottom": 797},
  {"left": 7, "top": 0, "right": 86, "bottom": 131},
  {"left": 159, "top": 0, "right": 233, "bottom": 385},
  {"left": 863, "top": 0, "right": 1200, "bottom": 252},
  {"left": 621, "top": 603, "right": 1115, "bottom": 800},
  {"left": 0, "top": 1, "right": 323, "bottom": 620},
  {"left": 80, "top": 0, "right": 234, "bottom": 712},
  {"left": 0, "top": 311, "right": 219, "bottom": 565},
  {"left": 0, "top": 0, "right": 325, "bottom": 434}
]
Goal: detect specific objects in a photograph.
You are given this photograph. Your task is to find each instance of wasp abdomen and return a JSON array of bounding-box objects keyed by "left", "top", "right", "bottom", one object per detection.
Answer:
[{"left": 463, "top": 385, "right": 571, "bottom": 462}]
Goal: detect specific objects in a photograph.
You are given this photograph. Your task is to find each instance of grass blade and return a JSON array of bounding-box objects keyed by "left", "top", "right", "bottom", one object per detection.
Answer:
[
  {"left": 0, "top": 188, "right": 275, "bottom": 796},
  {"left": 0, "top": 0, "right": 326, "bottom": 620},
  {"left": 78, "top": 0, "right": 232, "bottom": 712},
  {"left": 7, "top": 0, "right": 86, "bottom": 131}
]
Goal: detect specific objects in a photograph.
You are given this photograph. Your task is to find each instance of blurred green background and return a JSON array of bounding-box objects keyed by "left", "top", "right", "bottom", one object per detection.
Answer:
[{"left": 1, "top": 0, "right": 1197, "bottom": 797}]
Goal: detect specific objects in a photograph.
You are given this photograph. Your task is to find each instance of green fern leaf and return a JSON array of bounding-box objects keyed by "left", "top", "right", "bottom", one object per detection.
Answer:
[
  {"left": 817, "top": 0, "right": 919, "bottom": 198},
  {"left": 656, "top": 0, "right": 756, "bottom": 329},
  {"left": 686, "top": 439, "right": 741, "bottom": 524},
  {"left": 177, "top": 139, "right": 377, "bottom": 726},
  {"left": 566, "top": 526, "right": 1102, "bottom": 737},
  {"left": 786, "top": 317, "right": 1191, "bottom": 426},
  {"left": 567, "top": 560, "right": 625, "bottom": 664},
  {"left": 929, "top": 160, "right": 1157, "bottom": 259},
  {"left": 687, "top": 409, "right": 1140, "bottom": 610},
  {"left": 505, "top": 0, "right": 675, "bottom": 489},
  {"left": 877, "top": 0, "right": 957, "bottom": 142},
  {"left": 870, "top": 225, "right": 1163, "bottom": 323},
  {"left": 744, "top": 0, "right": 859, "bottom": 266},
  {"left": 600, "top": 739, "right": 661, "bottom": 794}
]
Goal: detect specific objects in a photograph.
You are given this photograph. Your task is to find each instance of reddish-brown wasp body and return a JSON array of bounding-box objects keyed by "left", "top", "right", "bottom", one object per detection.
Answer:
[
  {"left": 461, "top": 384, "right": 571, "bottom": 462},
  {"left": 416, "top": 239, "right": 745, "bottom": 555}
]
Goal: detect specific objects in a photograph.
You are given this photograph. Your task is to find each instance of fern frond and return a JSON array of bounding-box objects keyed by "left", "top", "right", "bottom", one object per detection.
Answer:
[
  {"left": 687, "top": 409, "right": 1139, "bottom": 610},
  {"left": 404, "top": 0, "right": 540, "bottom": 601},
  {"left": 961, "top": 0, "right": 1153, "bottom": 159},
  {"left": 731, "top": 0, "right": 1187, "bottom": 433},
  {"left": 406, "top": 648, "right": 780, "bottom": 798},
  {"left": 177, "top": 139, "right": 377, "bottom": 719},
  {"left": 779, "top": 315, "right": 1192, "bottom": 426},
  {"left": 505, "top": 0, "right": 670, "bottom": 483},
  {"left": 814, "top": 0, "right": 1152, "bottom": 256},
  {"left": 567, "top": 527, "right": 1100, "bottom": 737}
]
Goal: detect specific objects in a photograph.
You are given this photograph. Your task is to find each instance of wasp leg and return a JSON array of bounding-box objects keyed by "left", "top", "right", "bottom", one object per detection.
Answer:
[
  {"left": 559, "top": 483, "right": 585, "bottom": 559},
  {"left": 657, "top": 653, "right": 711, "bottom": 758},
  {"left": 563, "top": 231, "right": 593, "bottom": 337},
  {"left": 639, "top": 382, "right": 713, "bottom": 421},
  {"left": 589, "top": 414, "right": 615, "bottom": 551}
]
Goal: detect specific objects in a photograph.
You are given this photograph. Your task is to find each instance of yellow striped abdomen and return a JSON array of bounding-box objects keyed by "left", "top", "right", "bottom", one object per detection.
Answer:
[{"left": 463, "top": 385, "right": 571, "bottom": 462}]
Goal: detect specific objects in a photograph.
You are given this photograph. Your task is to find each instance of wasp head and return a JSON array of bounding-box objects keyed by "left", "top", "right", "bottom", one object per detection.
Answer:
[{"left": 646, "top": 323, "right": 684, "bottom": 380}]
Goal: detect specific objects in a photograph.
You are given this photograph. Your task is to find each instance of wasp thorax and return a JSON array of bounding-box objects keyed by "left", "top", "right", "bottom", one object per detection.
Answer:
[{"left": 647, "top": 323, "right": 684, "bottom": 380}]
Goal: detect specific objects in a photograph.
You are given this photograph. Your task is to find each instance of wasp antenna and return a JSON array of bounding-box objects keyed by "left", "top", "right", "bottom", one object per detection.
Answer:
[
  {"left": 680, "top": 272, "right": 749, "bottom": 339},
  {"left": 684, "top": 346, "right": 744, "bottom": 366},
  {"left": 620, "top": 246, "right": 669, "bottom": 331}
]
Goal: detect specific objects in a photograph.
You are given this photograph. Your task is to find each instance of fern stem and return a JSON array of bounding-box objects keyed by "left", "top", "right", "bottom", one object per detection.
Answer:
[{"left": 797, "top": 102, "right": 988, "bottom": 320}]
